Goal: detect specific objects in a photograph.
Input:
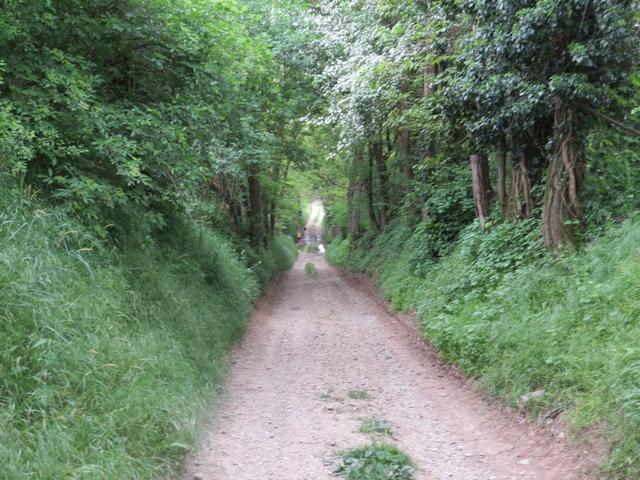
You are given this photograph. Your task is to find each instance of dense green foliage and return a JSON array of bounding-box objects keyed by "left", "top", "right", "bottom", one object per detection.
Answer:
[
  {"left": 3, "top": 0, "right": 640, "bottom": 477},
  {"left": 314, "top": 0, "right": 640, "bottom": 247},
  {"left": 0, "top": 184, "right": 296, "bottom": 478},
  {"left": 0, "top": 0, "right": 304, "bottom": 477},
  {"left": 316, "top": 0, "right": 640, "bottom": 475},
  {"left": 0, "top": 0, "right": 317, "bottom": 243}
]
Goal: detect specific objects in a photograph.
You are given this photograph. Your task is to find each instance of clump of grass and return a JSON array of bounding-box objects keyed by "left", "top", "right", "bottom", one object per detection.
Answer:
[
  {"left": 269, "top": 235, "right": 298, "bottom": 272},
  {"left": 305, "top": 262, "right": 318, "bottom": 277},
  {"left": 359, "top": 417, "right": 393, "bottom": 437},
  {"left": 335, "top": 443, "right": 414, "bottom": 480},
  {"left": 0, "top": 191, "right": 290, "bottom": 478},
  {"left": 244, "top": 234, "right": 298, "bottom": 286},
  {"left": 320, "top": 389, "right": 343, "bottom": 402},
  {"left": 348, "top": 389, "right": 372, "bottom": 400},
  {"left": 325, "top": 237, "right": 351, "bottom": 266}
]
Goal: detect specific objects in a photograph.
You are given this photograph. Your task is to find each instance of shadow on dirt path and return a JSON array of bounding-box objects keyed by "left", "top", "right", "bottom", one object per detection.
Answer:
[{"left": 182, "top": 253, "right": 597, "bottom": 480}]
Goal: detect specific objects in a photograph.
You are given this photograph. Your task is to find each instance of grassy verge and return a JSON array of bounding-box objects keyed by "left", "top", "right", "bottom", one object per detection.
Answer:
[
  {"left": 326, "top": 217, "right": 640, "bottom": 478},
  {"left": 0, "top": 194, "right": 296, "bottom": 478}
]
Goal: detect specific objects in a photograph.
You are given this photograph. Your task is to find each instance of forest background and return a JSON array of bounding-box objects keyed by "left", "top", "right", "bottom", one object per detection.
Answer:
[{"left": 1, "top": 0, "right": 640, "bottom": 478}]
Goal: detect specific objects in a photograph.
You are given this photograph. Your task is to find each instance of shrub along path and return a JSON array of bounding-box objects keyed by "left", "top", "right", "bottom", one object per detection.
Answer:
[{"left": 183, "top": 254, "right": 595, "bottom": 480}]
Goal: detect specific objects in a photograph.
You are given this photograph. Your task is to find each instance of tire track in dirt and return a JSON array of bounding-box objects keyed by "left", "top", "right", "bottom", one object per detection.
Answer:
[{"left": 182, "top": 253, "right": 596, "bottom": 480}]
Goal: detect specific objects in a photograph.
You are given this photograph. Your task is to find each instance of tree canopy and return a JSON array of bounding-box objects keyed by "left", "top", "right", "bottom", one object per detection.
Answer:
[{"left": 3, "top": 0, "right": 638, "bottom": 250}]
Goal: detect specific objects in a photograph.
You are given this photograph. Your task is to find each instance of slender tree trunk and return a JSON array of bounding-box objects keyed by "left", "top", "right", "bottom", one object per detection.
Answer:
[
  {"left": 211, "top": 174, "right": 242, "bottom": 234},
  {"left": 419, "top": 62, "right": 436, "bottom": 222},
  {"left": 397, "top": 126, "right": 413, "bottom": 193},
  {"left": 373, "top": 138, "right": 389, "bottom": 229},
  {"left": 347, "top": 149, "right": 363, "bottom": 239},
  {"left": 506, "top": 146, "right": 534, "bottom": 219},
  {"left": 262, "top": 205, "right": 270, "bottom": 247},
  {"left": 542, "top": 105, "right": 585, "bottom": 249},
  {"left": 498, "top": 135, "right": 508, "bottom": 215},
  {"left": 423, "top": 64, "right": 435, "bottom": 97},
  {"left": 506, "top": 155, "right": 520, "bottom": 219},
  {"left": 470, "top": 153, "right": 492, "bottom": 223},
  {"left": 247, "top": 164, "right": 263, "bottom": 246},
  {"left": 481, "top": 153, "right": 493, "bottom": 202},
  {"left": 366, "top": 143, "right": 380, "bottom": 231},
  {"left": 268, "top": 163, "right": 281, "bottom": 237},
  {"left": 396, "top": 85, "right": 414, "bottom": 194},
  {"left": 423, "top": 63, "right": 437, "bottom": 157},
  {"left": 283, "top": 159, "right": 291, "bottom": 181},
  {"left": 269, "top": 199, "right": 276, "bottom": 236},
  {"left": 519, "top": 153, "right": 534, "bottom": 217}
]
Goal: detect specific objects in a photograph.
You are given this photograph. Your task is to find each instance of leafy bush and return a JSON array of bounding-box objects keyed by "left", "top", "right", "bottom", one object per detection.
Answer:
[
  {"left": 582, "top": 128, "right": 640, "bottom": 236},
  {"left": 335, "top": 443, "right": 414, "bottom": 480},
  {"left": 407, "top": 161, "right": 476, "bottom": 262}
]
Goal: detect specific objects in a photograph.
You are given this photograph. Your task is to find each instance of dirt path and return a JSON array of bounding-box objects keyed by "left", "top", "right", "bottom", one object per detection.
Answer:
[
  {"left": 302, "top": 198, "right": 324, "bottom": 247},
  {"left": 183, "top": 253, "right": 595, "bottom": 480}
]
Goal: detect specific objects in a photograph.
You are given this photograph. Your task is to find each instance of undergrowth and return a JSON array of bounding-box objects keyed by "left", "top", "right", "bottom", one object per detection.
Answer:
[
  {"left": 359, "top": 418, "right": 393, "bottom": 437},
  {"left": 304, "top": 262, "right": 318, "bottom": 277},
  {"left": 335, "top": 443, "right": 414, "bottom": 480},
  {"left": 0, "top": 190, "right": 296, "bottom": 479},
  {"left": 348, "top": 389, "right": 372, "bottom": 400},
  {"left": 327, "top": 217, "right": 640, "bottom": 478}
]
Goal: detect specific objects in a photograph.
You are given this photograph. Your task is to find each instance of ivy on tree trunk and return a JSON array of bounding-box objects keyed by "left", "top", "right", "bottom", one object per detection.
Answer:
[
  {"left": 470, "top": 153, "right": 492, "bottom": 223},
  {"left": 542, "top": 105, "right": 586, "bottom": 249}
]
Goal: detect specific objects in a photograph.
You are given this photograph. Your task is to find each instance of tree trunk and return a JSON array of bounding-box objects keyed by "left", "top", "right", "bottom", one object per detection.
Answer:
[
  {"left": 269, "top": 199, "right": 276, "bottom": 237},
  {"left": 481, "top": 153, "right": 493, "bottom": 203},
  {"left": 423, "top": 64, "right": 435, "bottom": 97},
  {"left": 506, "top": 151, "right": 534, "bottom": 219},
  {"left": 542, "top": 105, "right": 585, "bottom": 249},
  {"left": 423, "top": 63, "right": 437, "bottom": 157},
  {"left": 268, "top": 163, "right": 281, "bottom": 237},
  {"left": 470, "top": 153, "right": 492, "bottom": 223},
  {"left": 366, "top": 143, "right": 380, "bottom": 231},
  {"left": 497, "top": 135, "right": 508, "bottom": 215},
  {"left": 397, "top": 126, "right": 413, "bottom": 194},
  {"left": 262, "top": 205, "right": 270, "bottom": 247},
  {"left": 372, "top": 139, "right": 389, "bottom": 229},
  {"left": 347, "top": 149, "right": 363, "bottom": 239},
  {"left": 247, "top": 165, "right": 263, "bottom": 246},
  {"left": 210, "top": 174, "right": 242, "bottom": 234}
]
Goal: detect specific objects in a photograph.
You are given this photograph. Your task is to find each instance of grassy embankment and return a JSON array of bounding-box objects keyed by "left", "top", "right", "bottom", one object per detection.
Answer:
[
  {"left": 327, "top": 218, "right": 640, "bottom": 478},
  {"left": 0, "top": 189, "right": 296, "bottom": 479}
]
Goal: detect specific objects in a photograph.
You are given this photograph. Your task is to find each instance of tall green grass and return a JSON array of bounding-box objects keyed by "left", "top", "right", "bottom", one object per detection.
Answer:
[
  {"left": 327, "top": 218, "right": 640, "bottom": 478},
  {"left": 0, "top": 192, "right": 296, "bottom": 478}
]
